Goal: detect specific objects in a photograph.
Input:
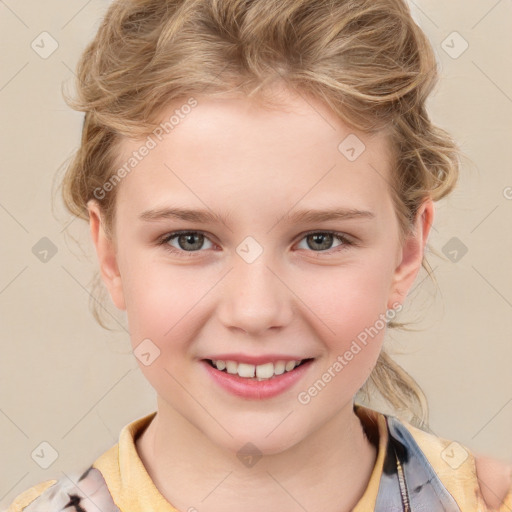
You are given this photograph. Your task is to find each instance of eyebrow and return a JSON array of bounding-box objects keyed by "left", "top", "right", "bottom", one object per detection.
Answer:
[{"left": 139, "top": 206, "right": 375, "bottom": 225}]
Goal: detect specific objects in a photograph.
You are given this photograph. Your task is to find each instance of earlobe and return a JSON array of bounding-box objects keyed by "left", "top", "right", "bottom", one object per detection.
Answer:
[
  {"left": 388, "top": 199, "right": 435, "bottom": 308},
  {"left": 87, "top": 200, "right": 126, "bottom": 311}
]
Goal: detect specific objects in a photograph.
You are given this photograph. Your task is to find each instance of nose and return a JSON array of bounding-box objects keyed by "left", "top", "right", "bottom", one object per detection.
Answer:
[{"left": 216, "top": 253, "right": 294, "bottom": 336}]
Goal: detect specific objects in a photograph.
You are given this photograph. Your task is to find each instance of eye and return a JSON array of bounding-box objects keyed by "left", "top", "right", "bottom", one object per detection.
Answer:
[
  {"left": 157, "top": 230, "right": 354, "bottom": 257},
  {"left": 159, "top": 231, "right": 215, "bottom": 256},
  {"left": 296, "top": 231, "right": 353, "bottom": 254}
]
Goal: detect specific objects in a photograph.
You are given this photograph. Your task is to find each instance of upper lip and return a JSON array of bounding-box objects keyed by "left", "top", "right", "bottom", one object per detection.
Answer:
[{"left": 202, "top": 354, "right": 313, "bottom": 365}]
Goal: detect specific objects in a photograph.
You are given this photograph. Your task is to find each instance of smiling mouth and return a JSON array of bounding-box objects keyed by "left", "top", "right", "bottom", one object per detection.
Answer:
[{"left": 204, "top": 358, "right": 314, "bottom": 381}]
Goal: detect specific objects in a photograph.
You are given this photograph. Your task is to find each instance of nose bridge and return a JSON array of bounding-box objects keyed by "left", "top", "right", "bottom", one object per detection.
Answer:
[{"left": 217, "top": 245, "right": 292, "bottom": 334}]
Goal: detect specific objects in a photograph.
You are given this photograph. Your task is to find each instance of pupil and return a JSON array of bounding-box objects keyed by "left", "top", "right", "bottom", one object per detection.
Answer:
[
  {"left": 180, "top": 233, "right": 203, "bottom": 251},
  {"left": 309, "top": 233, "right": 332, "bottom": 250}
]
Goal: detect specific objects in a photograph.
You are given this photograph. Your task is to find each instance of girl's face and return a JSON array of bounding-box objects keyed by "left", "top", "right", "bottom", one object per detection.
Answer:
[{"left": 89, "top": 87, "right": 431, "bottom": 454}]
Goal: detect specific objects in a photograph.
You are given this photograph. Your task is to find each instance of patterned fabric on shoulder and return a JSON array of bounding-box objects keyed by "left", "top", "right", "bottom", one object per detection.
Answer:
[{"left": 22, "top": 467, "right": 118, "bottom": 512}]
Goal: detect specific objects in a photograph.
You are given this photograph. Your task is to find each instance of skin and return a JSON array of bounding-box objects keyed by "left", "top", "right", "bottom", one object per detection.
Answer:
[{"left": 88, "top": 85, "right": 434, "bottom": 512}]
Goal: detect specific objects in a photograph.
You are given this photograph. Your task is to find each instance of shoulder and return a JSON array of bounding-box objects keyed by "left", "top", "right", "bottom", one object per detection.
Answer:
[
  {"left": 4, "top": 480, "right": 57, "bottom": 512},
  {"left": 396, "top": 418, "right": 512, "bottom": 511},
  {"left": 3, "top": 467, "right": 119, "bottom": 512},
  {"left": 474, "top": 454, "right": 512, "bottom": 511}
]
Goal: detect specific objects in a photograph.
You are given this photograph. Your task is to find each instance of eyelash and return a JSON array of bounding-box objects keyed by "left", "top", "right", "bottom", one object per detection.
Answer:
[{"left": 157, "top": 230, "right": 355, "bottom": 258}]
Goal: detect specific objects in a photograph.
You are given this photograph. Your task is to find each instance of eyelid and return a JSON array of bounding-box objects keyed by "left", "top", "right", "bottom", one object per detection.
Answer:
[{"left": 297, "top": 229, "right": 355, "bottom": 244}]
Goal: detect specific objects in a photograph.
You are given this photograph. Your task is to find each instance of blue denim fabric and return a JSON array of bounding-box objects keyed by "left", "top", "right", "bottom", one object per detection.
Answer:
[{"left": 374, "top": 415, "right": 462, "bottom": 511}]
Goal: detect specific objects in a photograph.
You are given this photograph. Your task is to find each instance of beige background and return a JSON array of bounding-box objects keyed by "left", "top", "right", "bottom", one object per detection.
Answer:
[{"left": 1, "top": 0, "right": 511, "bottom": 507}]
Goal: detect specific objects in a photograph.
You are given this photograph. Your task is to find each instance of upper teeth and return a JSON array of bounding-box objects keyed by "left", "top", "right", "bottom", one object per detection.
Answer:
[{"left": 211, "top": 359, "right": 303, "bottom": 380}]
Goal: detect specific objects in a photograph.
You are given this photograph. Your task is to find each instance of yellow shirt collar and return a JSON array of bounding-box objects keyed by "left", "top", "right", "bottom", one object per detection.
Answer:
[{"left": 92, "top": 405, "right": 388, "bottom": 511}]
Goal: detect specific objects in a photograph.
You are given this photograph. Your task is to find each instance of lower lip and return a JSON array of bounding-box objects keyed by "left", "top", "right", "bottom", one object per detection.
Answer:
[{"left": 201, "top": 359, "right": 314, "bottom": 400}]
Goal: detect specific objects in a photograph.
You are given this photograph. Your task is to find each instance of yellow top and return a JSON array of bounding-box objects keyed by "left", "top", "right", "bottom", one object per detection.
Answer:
[{"left": 6, "top": 405, "right": 512, "bottom": 512}]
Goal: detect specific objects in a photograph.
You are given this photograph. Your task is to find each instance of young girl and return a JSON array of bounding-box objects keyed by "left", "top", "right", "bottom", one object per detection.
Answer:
[{"left": 6, "top": 0, "right": 511, "bottom": 511}]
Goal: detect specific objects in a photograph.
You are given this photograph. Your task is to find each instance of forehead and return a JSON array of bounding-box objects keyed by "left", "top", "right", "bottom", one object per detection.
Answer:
[{"left": 113, "top": 89, "right": 395, "bottom": 222}]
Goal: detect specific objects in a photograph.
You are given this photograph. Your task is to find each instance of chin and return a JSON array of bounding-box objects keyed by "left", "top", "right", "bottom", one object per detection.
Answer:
[{"left": 202, "top": 421, "right": 306, "bottom": 458}]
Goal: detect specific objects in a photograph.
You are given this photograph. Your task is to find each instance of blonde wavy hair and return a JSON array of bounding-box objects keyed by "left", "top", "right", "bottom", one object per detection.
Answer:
[{"left": 60, "top": 0, "right": 460, "bottom": 428}]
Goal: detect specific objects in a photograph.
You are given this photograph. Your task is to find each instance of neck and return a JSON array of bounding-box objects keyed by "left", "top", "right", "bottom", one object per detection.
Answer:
[{"left": 136, "top": 399, "right": 377, "bottom": 512}]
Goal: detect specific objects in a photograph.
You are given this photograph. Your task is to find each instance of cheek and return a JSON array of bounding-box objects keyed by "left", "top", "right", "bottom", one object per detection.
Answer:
[
  {"left": 295, "top": 265, "right": 391, "bottom": 409},
  {"left": 119, "top": 259, "right": 206, "bottom": 397},
  {"left": 118, "top": 250, "right": 203, "bottom": 348},
  {"left": 295, "top": 253, "right": 395, "bottom": 394},
  {"left": 301, "top": 257, "right": 394, "bottom": 337}
]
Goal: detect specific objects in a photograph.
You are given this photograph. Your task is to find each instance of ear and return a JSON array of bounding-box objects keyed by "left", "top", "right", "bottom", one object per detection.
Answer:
[
  {"left": 388, "top": 199, "right": 434, "bottom": 309},
  {"left": 87, "top": 199, "right": 126, "bottom": 311}
]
